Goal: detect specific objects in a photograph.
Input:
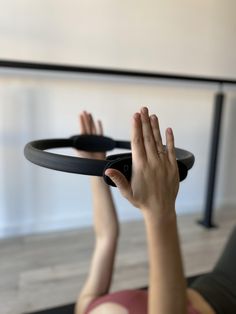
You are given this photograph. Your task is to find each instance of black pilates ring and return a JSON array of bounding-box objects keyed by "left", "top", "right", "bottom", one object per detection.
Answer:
[{"left": 24, "top": 134, "right": 195, "bottom": 187}]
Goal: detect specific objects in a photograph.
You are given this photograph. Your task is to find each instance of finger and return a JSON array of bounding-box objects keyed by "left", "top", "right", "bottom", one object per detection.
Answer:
[
  {"left": 82, "top": 111, "right": 91, "bottom": 133},
  {"left": 79, "top": 114, "right": 87, "bottom": 134},
  {"left": 105, "top": 168, "right": 132, "bottom": 199},
  {"left": 131, "top": 112, "right": 147, "bottom": 164},
  {"left": 150, "top": 114, "right": 164, "bottom": 155},
  {"left": 166, "top": 128, "right": 176, "bottom": 164},
  {"left": 89, "top": 113, "right": 97, "bottom": 134},
  {"left": 140, "top": 107, "right": 158, "bottom": 159},
  {"left": 97, "top": 120, "right": 103, "bottom": 135}
]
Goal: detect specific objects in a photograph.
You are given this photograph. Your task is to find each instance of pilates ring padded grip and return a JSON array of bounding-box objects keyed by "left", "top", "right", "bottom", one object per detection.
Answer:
[{"left": 24, "top": 134, "right": 195, "bottom": 186}]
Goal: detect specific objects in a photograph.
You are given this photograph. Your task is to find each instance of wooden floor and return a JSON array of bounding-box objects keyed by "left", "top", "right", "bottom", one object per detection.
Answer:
[{"left": 0, "top": 207, "right": 235, "bottom": 314}]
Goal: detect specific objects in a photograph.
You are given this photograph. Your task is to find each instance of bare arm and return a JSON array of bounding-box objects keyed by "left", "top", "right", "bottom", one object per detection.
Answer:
[
  {"left": 77, "top": 177, "right": 119, "bottom": 313},
  {"left": 105, "top": 107, "right": 187, "bottom": 314},
  {"left": 143, "top": 211, "right": 187, "bottom": 314},
  {"left": 75, "top": 112, "right": 119, "bottom": 314}
]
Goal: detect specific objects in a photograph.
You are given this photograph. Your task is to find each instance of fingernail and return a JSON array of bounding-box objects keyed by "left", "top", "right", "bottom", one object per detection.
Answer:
[
  {"left": 167, "top": 128, "right": 172, "bottom": 134},
  {"left": 105, "top": 170, "right": 113, "bottom": 177},
  {"left": 133, "top": 112, "right": 140, "bottom": 120},
  {"left": 141, "top": 107, "right": 148, "bottom": 114},
  {"left": 150, "top": 114, "right": 157, "bottom": 121}
]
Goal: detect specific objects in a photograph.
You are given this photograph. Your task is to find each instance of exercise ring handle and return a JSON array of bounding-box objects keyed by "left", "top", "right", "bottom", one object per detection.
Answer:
[{"left": 24, "top": 134, "right": 195, "bottom": 187}]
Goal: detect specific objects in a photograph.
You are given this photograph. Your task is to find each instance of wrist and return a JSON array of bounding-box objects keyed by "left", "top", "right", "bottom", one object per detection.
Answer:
[
  {"left": 91, "top": 176, "right": 109, "bottom": 188},
  {"left": 91, "top": 176, "right": 104, "bottom": 183},
  {"left": 142, "top": 206, "right": 177, "bottom": 226}
]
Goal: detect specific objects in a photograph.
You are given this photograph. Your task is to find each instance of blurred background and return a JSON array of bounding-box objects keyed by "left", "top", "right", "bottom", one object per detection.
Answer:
[{"left": 0, "top": 0, "right": 236, "bottom": 238}]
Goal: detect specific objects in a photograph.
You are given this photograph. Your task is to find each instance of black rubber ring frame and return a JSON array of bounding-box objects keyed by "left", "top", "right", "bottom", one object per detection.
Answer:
[{"left": 24, "top": 134, "right": 195, "bottom": 186}]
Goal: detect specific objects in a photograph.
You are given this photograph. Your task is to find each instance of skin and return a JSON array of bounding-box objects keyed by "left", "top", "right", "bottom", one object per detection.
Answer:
[
  {"left": 75, "top": 111, "right": 120, "bottom": 314},
  {"left": 75, "top": 109, "right": 216, "bottom": 314}
]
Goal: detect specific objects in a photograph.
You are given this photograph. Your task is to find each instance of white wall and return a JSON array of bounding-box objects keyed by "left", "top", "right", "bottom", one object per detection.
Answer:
[
  {"left": 1, "top": 73, "right": 236, "bottom": 237},
  {"left": 0, "top": 1, "right": 236, "bottom": 237},
  {"left": 0, "top": 0, "right": 236, "bottom": 77}
]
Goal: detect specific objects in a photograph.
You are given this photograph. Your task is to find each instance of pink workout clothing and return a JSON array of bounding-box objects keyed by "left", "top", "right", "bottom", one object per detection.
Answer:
[{"left": 85, "top": 289, "right": 200, "bottom": 314}]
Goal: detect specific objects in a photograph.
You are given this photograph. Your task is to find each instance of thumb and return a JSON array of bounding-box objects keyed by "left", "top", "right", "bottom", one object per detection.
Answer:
[{"left": 105, "top": 168, "right": 131, "bottom": 199}]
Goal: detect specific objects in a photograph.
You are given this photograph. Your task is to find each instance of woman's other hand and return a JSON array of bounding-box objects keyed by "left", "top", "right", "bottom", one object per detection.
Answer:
[
  {"left": 77, "top": 111, "right": 106, "bottom": 160},
  {"left": 105, "top": 107, "right": 179, "bottom": 216}
]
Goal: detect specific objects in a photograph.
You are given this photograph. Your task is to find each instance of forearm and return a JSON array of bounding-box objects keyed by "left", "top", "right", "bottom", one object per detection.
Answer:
[
  {"left": 143, "top": 209, "right": 187, "bottom": 314},
  {"left": 79, "top": 239, "right": 118, "bottom": 300},
  {"left": 78, "top": 178, "right": 119, "bottom": 304},
  {"left": 91, "top": 176, "right": 119, "bottom": 240}
]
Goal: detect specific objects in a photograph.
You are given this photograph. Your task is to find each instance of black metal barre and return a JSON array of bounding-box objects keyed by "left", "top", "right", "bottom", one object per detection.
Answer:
[{"left": 0, "top": 59, "right": 236, "bottom": 85}]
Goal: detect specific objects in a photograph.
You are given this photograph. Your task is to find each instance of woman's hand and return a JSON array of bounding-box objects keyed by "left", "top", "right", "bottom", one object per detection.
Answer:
[
  {"left": 77, "top": 111, "right": 106, "bottom": 160},
  {"left": 105, "top": 107, "right": 179, "bottom": 216}
]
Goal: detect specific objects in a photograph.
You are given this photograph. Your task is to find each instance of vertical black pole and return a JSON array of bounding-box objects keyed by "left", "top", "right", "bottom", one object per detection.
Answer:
[{"left": 198, "top": 91, "right": 225, "bottom": 228}]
